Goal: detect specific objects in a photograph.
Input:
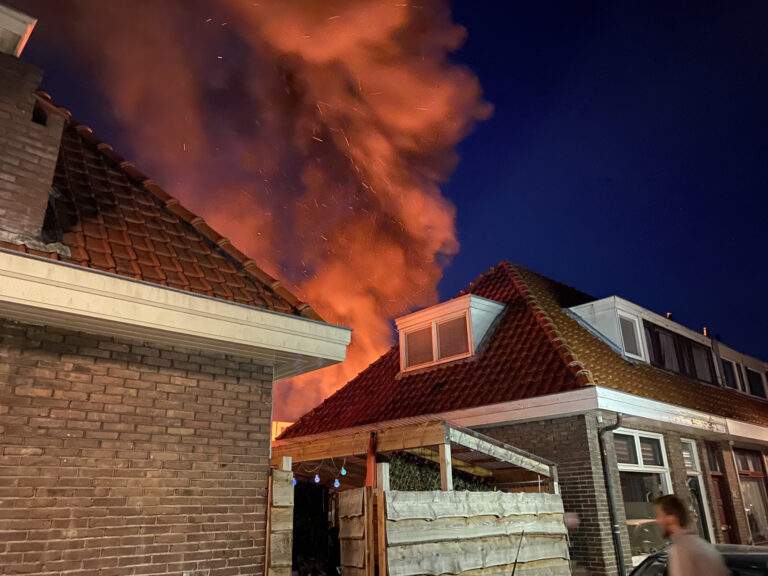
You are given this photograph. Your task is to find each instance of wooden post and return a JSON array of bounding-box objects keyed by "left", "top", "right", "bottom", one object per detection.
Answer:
[
  {"left": 365, "top": 487, "right": 375, "bottom": 576},
  {"left": 366, "top": 432, "right": 377, "bottom": 487},
  {"left": 439, "top": 443, "right": 453, "bottom": 491},
  {"left": 376, "top": 463, "right": 389, "bottom": 576}
]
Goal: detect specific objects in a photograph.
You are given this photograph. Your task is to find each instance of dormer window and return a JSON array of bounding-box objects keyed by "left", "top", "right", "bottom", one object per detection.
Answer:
[{"left": 396, "top": 294, "right": 504, "bottom": 372}]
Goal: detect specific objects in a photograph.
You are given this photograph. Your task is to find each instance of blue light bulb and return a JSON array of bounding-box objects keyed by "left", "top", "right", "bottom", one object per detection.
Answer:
[
  {"left": 333, "top": 479, "right": 340, "bottom": 488},
  {"left": 292, "top": 478, "right": 297, "bottom": 486},
  {"left": 340, "top": 466, "right": 347, "bottom": 476},
  {"left": 314, "top": 474, "right": 320, "bottom": 483}
]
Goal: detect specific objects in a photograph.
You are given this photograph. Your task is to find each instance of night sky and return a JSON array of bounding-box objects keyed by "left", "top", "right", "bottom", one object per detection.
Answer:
[
  {"left": 20, "top": 1, "right": 768, "bottom": 361},
  {"left": 442, "top": 2, "right": 768, "bottom": 359}
]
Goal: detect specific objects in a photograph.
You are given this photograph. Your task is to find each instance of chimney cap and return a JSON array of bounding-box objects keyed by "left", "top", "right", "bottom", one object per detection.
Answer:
[{"left": 0, "top": 4, "right": 36, "bottom": 57}]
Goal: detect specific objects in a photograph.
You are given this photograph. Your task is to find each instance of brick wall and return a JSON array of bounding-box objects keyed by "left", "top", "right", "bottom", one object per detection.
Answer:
[
  {"left": 0, "top": 317, "right": 274, "bottom": 576},
  {"left": 477, "top": 411, "right": 631, "bottom": 576},
  {"left": 0, "top": 52, "right": 65, "bottom": 239}
]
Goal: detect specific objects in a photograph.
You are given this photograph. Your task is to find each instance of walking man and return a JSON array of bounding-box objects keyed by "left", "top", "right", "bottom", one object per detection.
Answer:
[{"left": 655, "top": 494, "right": 728, "bottom": 576}]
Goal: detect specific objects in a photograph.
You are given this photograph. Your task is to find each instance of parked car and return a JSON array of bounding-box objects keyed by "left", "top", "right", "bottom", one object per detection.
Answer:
[{"left": 630, "top": 544, "right": 768, "bottom": 576}]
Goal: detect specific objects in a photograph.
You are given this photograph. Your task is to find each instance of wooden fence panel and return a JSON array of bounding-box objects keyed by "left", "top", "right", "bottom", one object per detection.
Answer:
[
  {"left": 268, "top": 469, "right": 294, "bottom": 576},
  {"left": 340, "top": 487, "right": 370, "bottom": 576},
  {"left": 385, "top": 491, "right": 570, "bottom": 576}
]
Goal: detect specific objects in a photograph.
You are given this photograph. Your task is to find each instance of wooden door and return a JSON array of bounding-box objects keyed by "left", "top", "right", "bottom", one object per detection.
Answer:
[{"left": 711, "top": 475, "right": 736, "bottom": 544}]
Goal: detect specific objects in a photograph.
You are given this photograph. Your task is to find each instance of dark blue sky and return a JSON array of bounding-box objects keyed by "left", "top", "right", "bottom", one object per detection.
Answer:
[
  {"left": 441, "top": 1, "right": 768, "bottom": 359},
  {"left": 20, "top": 1, "right": 767, "bottom": 361}
]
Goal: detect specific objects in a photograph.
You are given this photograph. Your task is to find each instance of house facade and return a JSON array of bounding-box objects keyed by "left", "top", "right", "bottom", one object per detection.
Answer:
[
  {"left": 280, "top": 261, "right": 768, "bottom": 576},
  {"left": 0, "top": 6, "right": 350, "bottom": 575}
]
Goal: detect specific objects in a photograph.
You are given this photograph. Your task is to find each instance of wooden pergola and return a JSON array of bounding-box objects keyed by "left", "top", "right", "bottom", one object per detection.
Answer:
[{"left": 271, "top": 419, "right": 559, "bottom": 493}]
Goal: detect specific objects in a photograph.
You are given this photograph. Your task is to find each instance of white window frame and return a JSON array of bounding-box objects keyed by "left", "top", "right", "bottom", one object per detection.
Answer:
[
  {"left": 615, "top": 428, "right": 672, "bottom": 493},
  {"left": 400, "top": 312, "right": 473, "bottom": 372},
  {"left": 617, "top": 312, "right": 645, "bottom": 361},
  {"left": 720, "top": 358, "right": 744, "bottom": 392},
  {"left": 744, "top": 366, "right": 768, "bottom": 399},
  {"left": 681, "top": 438, "right": 716, "bottom": 542}
]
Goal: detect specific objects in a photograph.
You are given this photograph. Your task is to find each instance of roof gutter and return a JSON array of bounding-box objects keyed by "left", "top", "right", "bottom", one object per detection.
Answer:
[
  {"left": 0, "top": 248, "right": 351, "bottom": 379},
  {"left": 598, "top": 413, "right": 627, "bottom": 576}
]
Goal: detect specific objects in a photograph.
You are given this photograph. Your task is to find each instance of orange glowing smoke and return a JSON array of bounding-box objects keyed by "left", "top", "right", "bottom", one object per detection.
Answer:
[{"left": 15, "top": 0, "right": 490, "bottom": 420}]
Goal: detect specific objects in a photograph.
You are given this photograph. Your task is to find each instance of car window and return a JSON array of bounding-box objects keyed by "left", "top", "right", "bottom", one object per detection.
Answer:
[
  {"left": 632, "top": 556, "right": 667, "bottom": 576},
  {"left": 726, "top": 554, "right": 768, "bottom": 576}
]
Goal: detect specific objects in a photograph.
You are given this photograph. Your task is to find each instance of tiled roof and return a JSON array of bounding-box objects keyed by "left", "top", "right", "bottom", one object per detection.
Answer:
[
  {"left": 0, "top": 95, "right": 320, "bottom": 320},
  {"left": 281, "top": 261, "right": 768, "bottom": 439}
]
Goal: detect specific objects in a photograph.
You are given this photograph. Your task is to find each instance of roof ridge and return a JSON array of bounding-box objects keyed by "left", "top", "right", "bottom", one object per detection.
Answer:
[
  {"left": 36, "top": 92, "right": 321, "bottom": 321},
  {"left": 499, "top": 261, "right": 595, "bottom": 387}
]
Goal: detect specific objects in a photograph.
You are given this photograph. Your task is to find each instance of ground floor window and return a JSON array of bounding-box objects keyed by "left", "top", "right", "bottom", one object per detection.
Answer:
[
  {"left": 615, "top": 429, "right": 671, "bottom": 564},
  {"left": 735, "top": 449, "right": 768, "bottom": 544}
]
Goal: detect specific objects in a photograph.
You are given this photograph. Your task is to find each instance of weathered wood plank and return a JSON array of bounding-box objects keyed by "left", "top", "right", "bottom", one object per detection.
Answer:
[
  {"left": 340, "top": 567, "right": 367, "bottom": 576},
  {"left": 377, "top": 488, "right": 388, "bottom": 576},
  {"left": 386, "top": 534, "right": 568, "bottom": 576},
  {"left": 386, "top": 491, "right": 563, "bottom": 521},
  {"left": 271, "top": 421, "right": 447, "bottom": 465},
  {"left": 341, "top": 539, "right": 367, "bottom": 568},
  {"left": 365, "top": 487, "right": 375, "bottom": 576},
  {"left": 270, "top": 506, "right": 294, "bottom": 533},
  {"left": 439, "top": 443, "right": 453, "bottom": 491},
  {"left": 449, "top": 428, "right": 551, "bottom": 476},
  {"left": 386, "top": 514, "right": 566, "bottom": 545},
  {"left": 272, "top": 470, "right": 294, "bottom": 507},
  {"left": 269, "top": 531, "right": 293, "bottom": 568},
  {"left": 269, "top": 567, "right": 292, "bottom": 576},
  {"left": 340, "top": 515, "right": 365, "bottom": 539},
  {"left": 459, "top": 558, "right": 571, "bottom": 576},
  {"left": 340, "top": 488, "right": 365, "bottom": 518}
]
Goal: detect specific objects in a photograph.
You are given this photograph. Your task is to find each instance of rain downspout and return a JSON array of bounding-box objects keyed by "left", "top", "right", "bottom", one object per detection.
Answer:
[{"left": 599, "top": 413, "right": 627, "bottom": 576}]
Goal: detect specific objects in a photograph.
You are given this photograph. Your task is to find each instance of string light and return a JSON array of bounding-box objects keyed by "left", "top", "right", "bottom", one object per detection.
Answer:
[
  {"left": 314, "top": 474, "right": 320, "bottom": 484},
  {"left": 333, "top": 479, "right": 340, "bottom": 488},
  {"left": 292, "top": 478, "right": 297, "bottom": 486},
  {"left": 340, "top": 466, "right": 347, "bottom": 476}
]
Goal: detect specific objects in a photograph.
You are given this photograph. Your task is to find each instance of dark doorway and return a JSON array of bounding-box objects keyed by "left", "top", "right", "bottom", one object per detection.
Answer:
[{"left": 293, "top": 482, "right": 339, "bottom": 576}]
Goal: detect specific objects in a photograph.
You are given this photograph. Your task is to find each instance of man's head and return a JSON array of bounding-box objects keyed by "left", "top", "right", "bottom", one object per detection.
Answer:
[{"left": 655, "top": 494, "right": 688, "bottom": 537}]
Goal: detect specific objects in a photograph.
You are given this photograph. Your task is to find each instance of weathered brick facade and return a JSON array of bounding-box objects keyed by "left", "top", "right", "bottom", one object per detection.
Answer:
[
  {"left": 0, "top": 52, "right": 65, "bottom": 240},
  {"left": 0, "top": 317, "right": 273, "bottom": 576}
]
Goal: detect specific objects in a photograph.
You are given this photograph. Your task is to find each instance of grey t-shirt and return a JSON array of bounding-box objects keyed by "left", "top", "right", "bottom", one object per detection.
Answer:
[{"left": 668, "top": 531, "right": 728, "bottom": 576}]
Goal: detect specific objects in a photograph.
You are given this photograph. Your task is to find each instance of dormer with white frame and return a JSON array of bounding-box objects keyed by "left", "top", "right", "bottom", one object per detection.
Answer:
[
  {"left": 569, "top": 295, "right": 768, "bottom": 398},
  {"left": 396, "top": 294, "right": 505, "bottom": 373}
]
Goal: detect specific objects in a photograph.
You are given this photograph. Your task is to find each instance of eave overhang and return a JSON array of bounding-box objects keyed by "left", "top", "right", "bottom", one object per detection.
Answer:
[{"left": 0, "top": 248, "right": 351, "bottom": 380}]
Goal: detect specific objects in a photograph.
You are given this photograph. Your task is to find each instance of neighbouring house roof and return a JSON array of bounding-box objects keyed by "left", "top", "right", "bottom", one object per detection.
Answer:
[
  {"left": 281, "top": 260, "right": 768, "bottom": 438},
  {"left": 0, "top": 94, "right": 321, "bottom": 321}
]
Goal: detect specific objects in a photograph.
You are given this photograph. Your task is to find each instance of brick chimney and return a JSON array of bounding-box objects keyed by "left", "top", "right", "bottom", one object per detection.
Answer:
[{"left": 0, "top": 4, "right": 66, "bottom": 247}]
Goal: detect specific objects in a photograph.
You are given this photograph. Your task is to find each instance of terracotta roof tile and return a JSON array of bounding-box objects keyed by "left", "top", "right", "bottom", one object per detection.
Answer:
[
  {"left": 0, "top": 97, "right": 321, "bottom": 320},
  {"left": 281, "top": 261, "right": 768, "bottom": 439}
]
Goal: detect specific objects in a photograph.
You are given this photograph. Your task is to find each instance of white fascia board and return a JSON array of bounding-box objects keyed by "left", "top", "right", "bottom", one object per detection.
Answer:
[
  {"left": 437, "top": 388, "right": 600, "bottom": 428},
  {"left": 437, "top": 386, "right": 768, "bottom": 443},
  {"left": 0, "top": 249, "right": 351, "bottom": 380},
  {"left": 593, "top": 387, "right": 728, "bottom": 434}
]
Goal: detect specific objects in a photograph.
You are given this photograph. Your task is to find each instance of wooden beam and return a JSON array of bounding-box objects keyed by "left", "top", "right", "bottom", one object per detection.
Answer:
[
  {"left": 404, "top": 447, "right": 493, "bottom": 479},
  {"left": 439, "top": 443, "right": 453, "bottom": 491},
  {"left": 449, "top": 427, "right": 551, "bottom": 476},
  {"left": 271, "top": 421, "right": 449, "bottom": 466}
]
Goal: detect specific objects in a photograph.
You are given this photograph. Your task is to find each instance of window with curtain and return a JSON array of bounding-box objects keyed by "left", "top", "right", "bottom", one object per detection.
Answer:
[
  {"left": 746, "top": 369, "right": 767, "bottom": 398},
  {"left": 404, "top": 326, "right": 433, "bottom": 368},
  {"left": 721, "top": 359, "right": 739, "bottom": 389},
  {"left": 643, "top": 320, "right": 715, "bottom": 384},
  {"left": 437, "top": 316, "right": 469, "bottom": 360}
]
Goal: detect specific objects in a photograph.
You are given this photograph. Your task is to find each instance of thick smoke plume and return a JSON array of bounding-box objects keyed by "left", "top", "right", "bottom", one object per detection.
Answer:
[{"left": 14, "top": 0, "right": 490, "bottom": 420}]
